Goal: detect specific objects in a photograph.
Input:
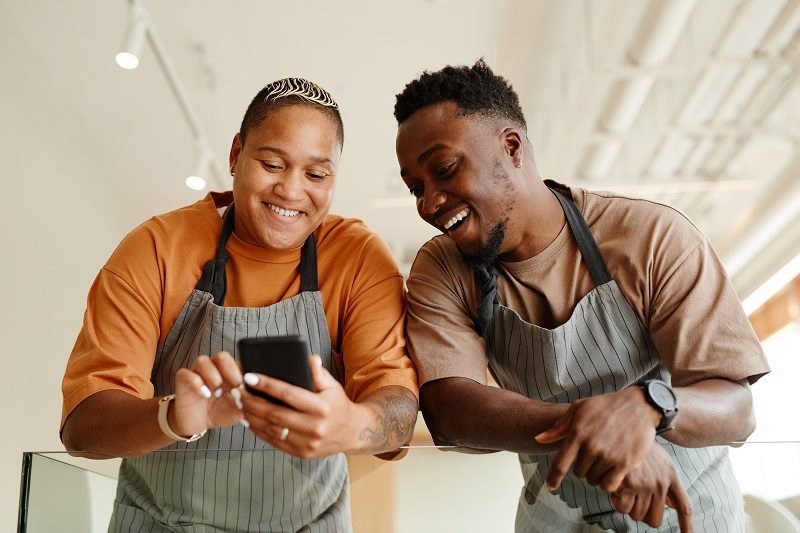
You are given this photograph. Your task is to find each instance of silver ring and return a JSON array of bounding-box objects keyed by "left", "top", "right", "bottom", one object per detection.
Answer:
[{"left": 279, "top": 427, "right": 290, "bottom": 441}]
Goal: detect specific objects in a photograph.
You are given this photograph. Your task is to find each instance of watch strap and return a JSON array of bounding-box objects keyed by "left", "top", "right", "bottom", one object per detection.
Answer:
[
  {"left": 655, "top": 416, "right": 675, "bottom": 435},
  {"left": 157, "top": 394, "right": 207, "bottom": 443}
]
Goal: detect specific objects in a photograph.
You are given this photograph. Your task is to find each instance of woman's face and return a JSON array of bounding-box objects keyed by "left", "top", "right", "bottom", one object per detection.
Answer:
[{"left": 229, "top": 104, "right": 341, "bottom": 250}]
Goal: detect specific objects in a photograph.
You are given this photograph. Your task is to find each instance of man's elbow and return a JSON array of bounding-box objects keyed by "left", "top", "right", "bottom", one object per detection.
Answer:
[
  {"left": 735, "top": 381, "right": 757, "bottom": 442},
  {"left": 420, "top": 404, "right": 459, "bottom": 446},
  {"left": 739, "top": 400, "right": 757, "bottom": 441},
  {"left": 419, "top": 378, "right": 480, "bottom": 448}
]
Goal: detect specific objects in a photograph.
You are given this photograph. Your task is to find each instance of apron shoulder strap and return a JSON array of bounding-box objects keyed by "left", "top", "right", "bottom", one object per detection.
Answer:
[
  {"left": 196, "top": 203, "right": 236, "bottom": 304},
  {"left": 195, "top": 204, "right": 320, "bottom": 304},
  {"left": 552, "top": 190, "right": 612, "bottom": 287},
  {"left": 300, "top": 234, "right": 319, "bottom": 292}
]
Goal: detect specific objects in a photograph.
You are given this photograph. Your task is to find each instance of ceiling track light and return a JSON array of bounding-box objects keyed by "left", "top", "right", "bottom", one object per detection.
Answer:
[
  {"left": 115, "top": 0, "right": 147, "bottom": 70},
  {"left": 113, "top": 0, "right": 227, "bottom": 190},
  {"left": 186, "top": 145, "right": 212, "bottom": 191}
]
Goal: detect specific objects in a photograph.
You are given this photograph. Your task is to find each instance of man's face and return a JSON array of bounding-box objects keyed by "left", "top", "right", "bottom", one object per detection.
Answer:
[
  {"left": 230, "top": 105, "right": 341, "bottom": 250},
  {"left": 396, "top": 102, "right": 520, "bottom": 264}
]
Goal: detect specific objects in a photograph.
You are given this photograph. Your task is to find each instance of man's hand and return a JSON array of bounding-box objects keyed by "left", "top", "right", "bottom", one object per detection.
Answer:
[
  {"left": 241, "top": 355, "right": 361, "bottom": 457},
  {"left": 610, "top": 445, "right": 694, "bottom": 532},
  {"left": 535, "top": 386, "right": 661, "bottom": 492},
  {"left": 171, "top": 351, "right": 245, "bottom": 438}
]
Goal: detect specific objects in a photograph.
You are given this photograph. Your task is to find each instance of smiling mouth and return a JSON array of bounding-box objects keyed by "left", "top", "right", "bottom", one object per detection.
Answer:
[
  {"left": 443, "top": 208, "right": 469, "bottom": 231},
  {"left": 265, "top": 202, "right": 301, "bottom": 218}
]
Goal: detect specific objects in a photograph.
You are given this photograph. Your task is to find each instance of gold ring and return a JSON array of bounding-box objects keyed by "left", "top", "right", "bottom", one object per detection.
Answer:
[{"left": 279, "top": 427, "right": 290, "bottom": 441}]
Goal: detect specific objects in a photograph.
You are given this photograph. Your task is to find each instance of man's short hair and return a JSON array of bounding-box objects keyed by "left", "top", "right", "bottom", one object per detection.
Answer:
[
  {"left": 239, "top": 77, "right": 344, "bottom": 147},
  {"left": 394, "top": 59, "right": 526, "bottom": 131}
]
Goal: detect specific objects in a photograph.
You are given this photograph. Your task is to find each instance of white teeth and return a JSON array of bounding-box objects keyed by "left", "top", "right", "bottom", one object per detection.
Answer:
[
  {"left": 267, "top": 203, "right": 300, "bottom": 217},
  {"left": 443, "top": 208, "right": 469, "bottom": 230}
]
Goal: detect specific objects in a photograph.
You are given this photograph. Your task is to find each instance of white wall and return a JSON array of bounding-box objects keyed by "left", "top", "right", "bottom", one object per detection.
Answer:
[{"left": 0, "top": 25, "right": 140, "bottom": 531}]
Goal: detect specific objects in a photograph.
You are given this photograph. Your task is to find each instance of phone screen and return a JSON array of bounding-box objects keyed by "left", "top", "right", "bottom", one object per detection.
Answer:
[{"left": 238, "top": 335, "right": 314, "bottom": 406}]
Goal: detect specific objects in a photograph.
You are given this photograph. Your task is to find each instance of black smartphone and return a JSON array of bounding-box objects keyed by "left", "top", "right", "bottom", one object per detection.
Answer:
[{"left": 237, "top": 335, "right": 314, "bottom": 407}]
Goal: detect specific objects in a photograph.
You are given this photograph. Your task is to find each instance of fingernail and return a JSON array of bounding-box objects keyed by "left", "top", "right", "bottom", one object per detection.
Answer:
[
  {"left": 239, "top": 418, "right": 250, "bottom": 428},
  {"left": 230, "top": 387, "right": 243, "bottom": 410},
  {"left": 243, "top": 373, "right": 259, "bottom": 386},
  {"left": 200, "top": 385, "right": 212, "bottom": 399},
  {"left": 214, "top": 387, "right": 223, "bottom": 398},
  {"left": 311, "top": 354, "right": 322, "bottom": 367}
]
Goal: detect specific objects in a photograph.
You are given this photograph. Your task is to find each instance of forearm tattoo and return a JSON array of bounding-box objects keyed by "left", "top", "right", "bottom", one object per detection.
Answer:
[{"left": 359, "top": 391, "right": 417, "bottom": 448}]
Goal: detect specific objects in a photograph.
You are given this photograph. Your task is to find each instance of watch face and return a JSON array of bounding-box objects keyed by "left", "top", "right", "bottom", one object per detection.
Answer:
[{"left": 649, "top": 381, "right": 677, "bottom": 409}]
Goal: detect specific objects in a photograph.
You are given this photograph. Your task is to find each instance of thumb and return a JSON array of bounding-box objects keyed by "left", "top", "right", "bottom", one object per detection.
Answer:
[
  {"left": 309, "top": 355, "right": 339, "bottom": 391},
  {"left": 535, "top": 410, "right": 574, "bottom": 443}
]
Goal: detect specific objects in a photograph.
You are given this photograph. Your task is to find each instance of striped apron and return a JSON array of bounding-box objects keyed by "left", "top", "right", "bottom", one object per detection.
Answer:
[
  {"left": 109, "top": 205, "right": 351, "bottom": 532},
  {"left": 475, "top": 190, "right": 744, "bottom": 532}
]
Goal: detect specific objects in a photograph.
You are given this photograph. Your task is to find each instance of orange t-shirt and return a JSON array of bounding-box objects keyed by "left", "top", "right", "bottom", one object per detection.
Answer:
[{"left": 61, "top": 192, "right": 418, "bottom": 428}]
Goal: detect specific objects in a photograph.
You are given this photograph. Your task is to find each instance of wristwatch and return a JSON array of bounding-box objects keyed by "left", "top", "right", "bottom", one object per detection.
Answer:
[
  {"left": 157, "top": 394, "right": 207, "bottom": 442},
  {"left": 641, "top": 379, "right": 678, "bottom": 435}
]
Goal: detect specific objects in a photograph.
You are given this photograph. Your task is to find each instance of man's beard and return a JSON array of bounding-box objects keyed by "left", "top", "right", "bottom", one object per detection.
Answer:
[
  {"left": 462, "top": 161, "right": 513, "bottom": 269},
  {"left": 463, "top": 220, "right": 507, "bottom": 269}
]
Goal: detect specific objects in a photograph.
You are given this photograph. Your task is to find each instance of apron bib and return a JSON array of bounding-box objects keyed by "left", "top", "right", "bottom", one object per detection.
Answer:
[
  {"left": 476, "top": 190, "right": 744, "bottom": 533},
  {"left": 110, "top": 205, "right": 351, "bottom": 532}
]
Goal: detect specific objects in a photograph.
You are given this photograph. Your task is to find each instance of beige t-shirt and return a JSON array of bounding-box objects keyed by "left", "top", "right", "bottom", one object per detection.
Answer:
[{"left": 406, "top": 184, "right": 770, "bottom": 388}]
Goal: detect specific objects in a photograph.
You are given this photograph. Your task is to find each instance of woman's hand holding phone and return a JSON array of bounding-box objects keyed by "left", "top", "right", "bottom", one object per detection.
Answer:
[{"left": 241, "top": 355, "right": 366, "bottom": 457}]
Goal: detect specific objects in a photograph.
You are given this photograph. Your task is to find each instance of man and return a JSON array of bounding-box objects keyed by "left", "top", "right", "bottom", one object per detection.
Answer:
[
  {"left": 394, "top": 60, "right": 769, "bottom": 532},
  {"left": 61, "top": 77, "right": 418, "bottom": 532}
]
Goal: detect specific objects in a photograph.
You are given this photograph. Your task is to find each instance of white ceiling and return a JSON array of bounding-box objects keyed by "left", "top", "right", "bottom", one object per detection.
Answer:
[{"left": 5, "top": 0, "right": 800, "bottom": 298}]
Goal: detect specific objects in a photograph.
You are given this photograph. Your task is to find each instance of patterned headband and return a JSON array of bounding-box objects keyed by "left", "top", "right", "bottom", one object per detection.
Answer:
[{"left": 263, "top": 78, "right": 339, "bottom": 110}]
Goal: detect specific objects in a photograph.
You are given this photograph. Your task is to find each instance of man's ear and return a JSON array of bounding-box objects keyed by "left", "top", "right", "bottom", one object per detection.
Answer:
[{"left": 502, "top": 128, "right": 524, "bottom": 168}]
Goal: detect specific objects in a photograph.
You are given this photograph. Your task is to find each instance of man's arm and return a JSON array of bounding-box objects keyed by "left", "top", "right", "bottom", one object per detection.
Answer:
[
  {"left": 669, "top": 377, "right": 755, "bottom": 446},
  {"left": 421, "top": 377, "right": 569, "bottom": 454},
  {"left": 537, "top": 376, "right": 755, "bottom": 493}
]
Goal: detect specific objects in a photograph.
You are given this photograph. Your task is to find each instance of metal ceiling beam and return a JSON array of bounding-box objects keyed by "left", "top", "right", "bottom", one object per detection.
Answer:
[{"left": 578, "top": 0, "right": 698, "bottom": 179}]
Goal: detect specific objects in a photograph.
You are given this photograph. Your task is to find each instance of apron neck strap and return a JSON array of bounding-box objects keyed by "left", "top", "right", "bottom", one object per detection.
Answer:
[
  {"left": 473, "top": 186, "right": 612, "bottom": 333},
  {"left": 551, "top": 189, "right": 612, "bottom": 287},
  {"left": 195, "top": 203, "right": 319, "bottom": 304},
  {"left": 475, "top": 264, "right": 498, "bottom": 336},
  {"left": 299, "top": 234, "right": 319, "bottom": 292}
]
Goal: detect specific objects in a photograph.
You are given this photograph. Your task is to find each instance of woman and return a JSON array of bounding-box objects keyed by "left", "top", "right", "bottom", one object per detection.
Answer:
[{"left": 61, "top": 77, "right": 419, "bottom": 532}]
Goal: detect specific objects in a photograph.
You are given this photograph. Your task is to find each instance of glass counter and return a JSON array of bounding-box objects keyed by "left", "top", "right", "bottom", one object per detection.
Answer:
[{"left": 17, "top": 442, "right": 800, "bottom": 532}]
